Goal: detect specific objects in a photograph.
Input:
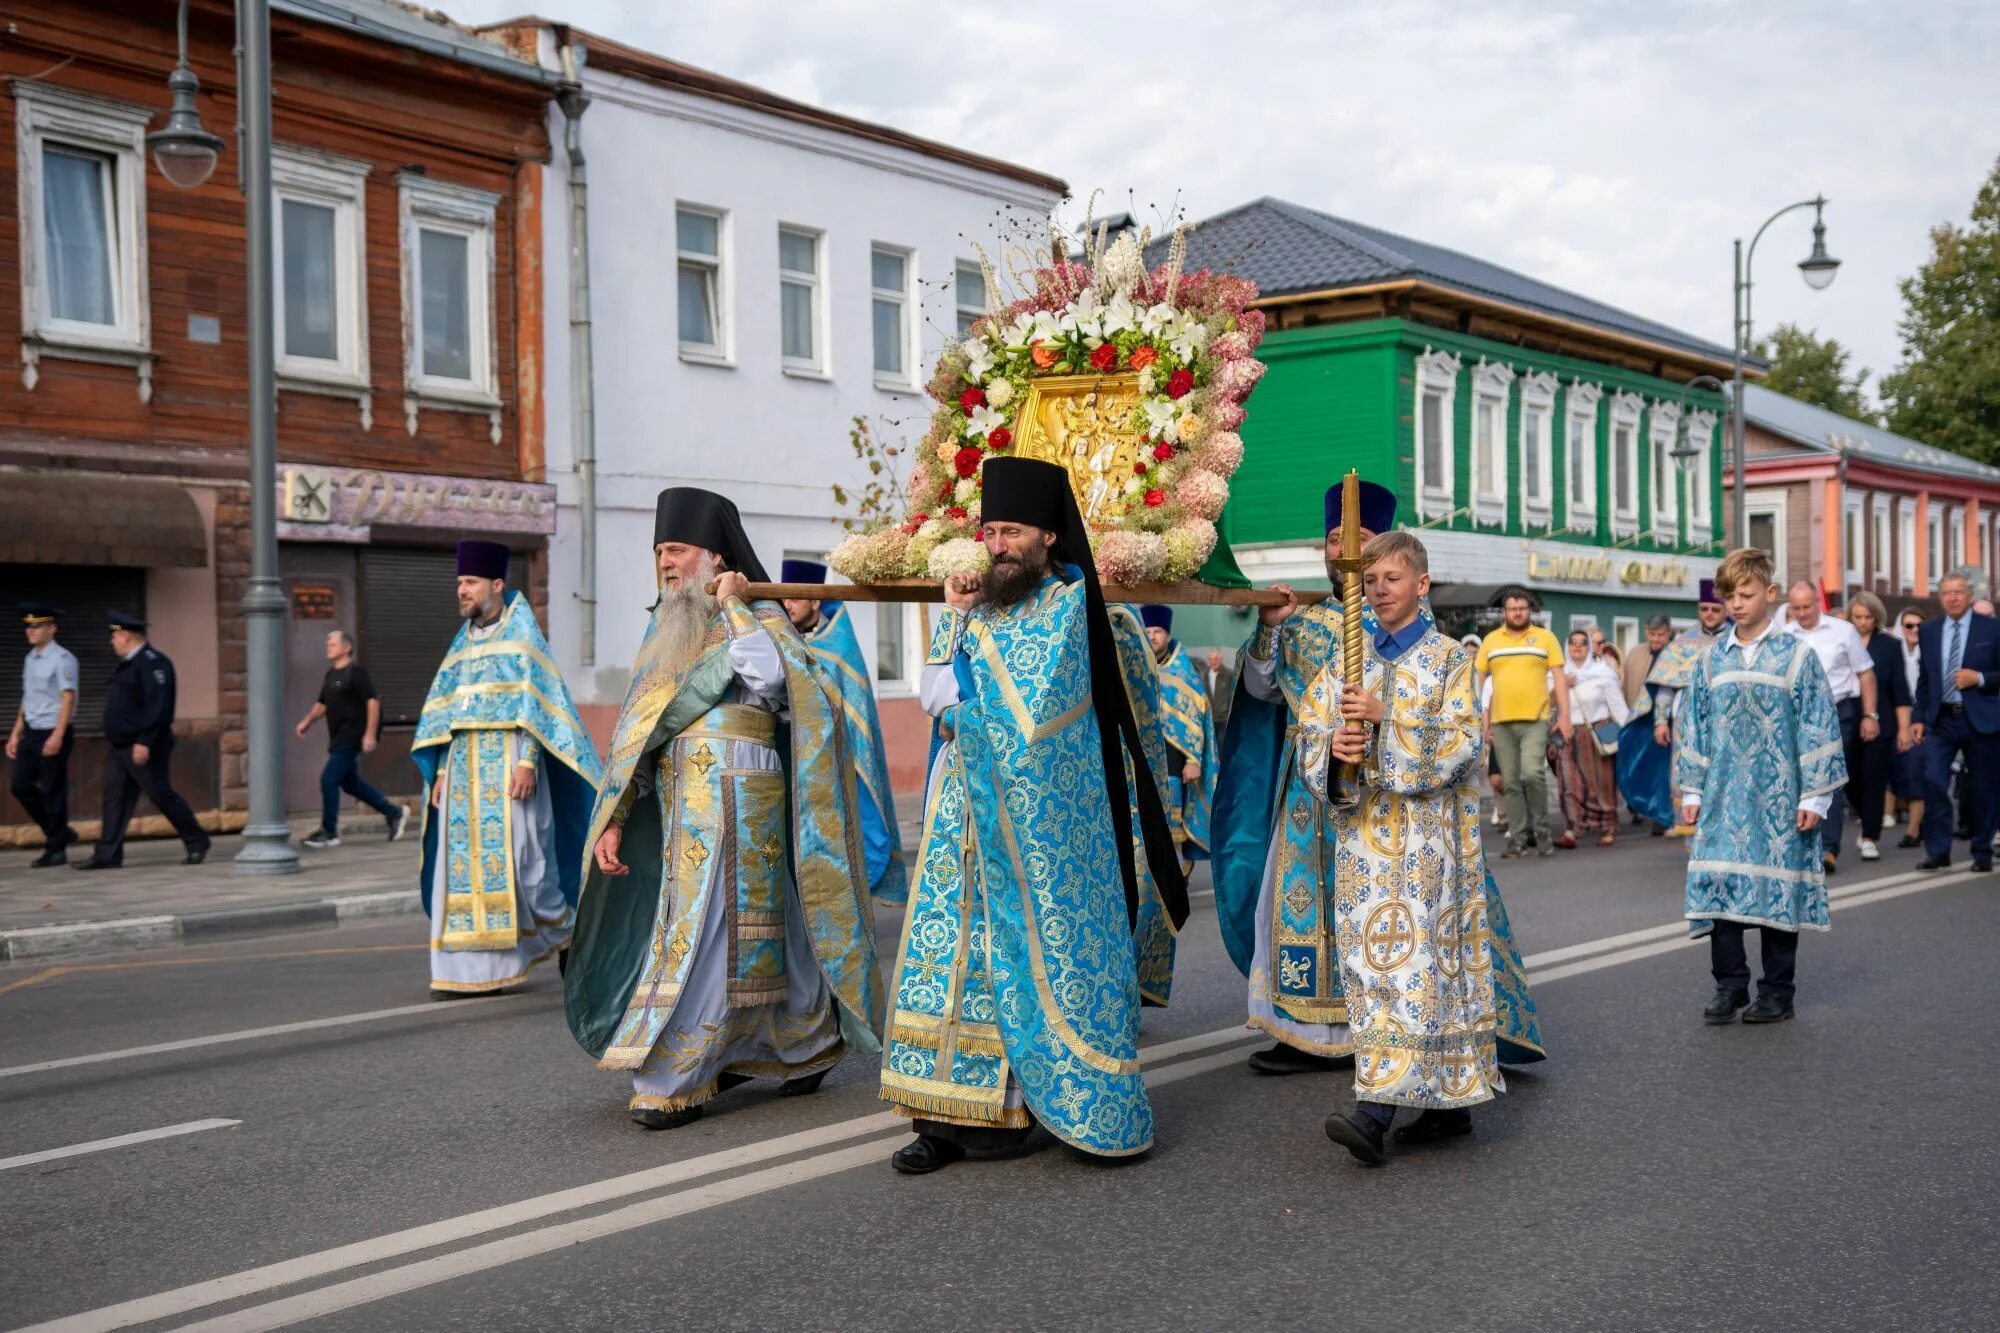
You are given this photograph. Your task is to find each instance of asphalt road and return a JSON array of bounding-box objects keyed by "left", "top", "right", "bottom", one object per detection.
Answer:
[{"left": 2, "top": 833, "right": 1996, "bottom": 1332}]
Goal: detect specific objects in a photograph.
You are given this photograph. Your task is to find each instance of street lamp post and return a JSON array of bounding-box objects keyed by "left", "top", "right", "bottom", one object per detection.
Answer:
[
  {"left": 1731, "top": 196, "right": 1840, "bottom": 549},
  {"left": 151, "top": 0, "right": 298, "bottom": 875}
]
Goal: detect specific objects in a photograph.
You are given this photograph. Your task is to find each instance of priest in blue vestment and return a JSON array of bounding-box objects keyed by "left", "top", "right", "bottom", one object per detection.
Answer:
[
  {"left": 564, "top": 489, "right": 883, "bottom": 1130},
  {"left": 1617, "top": 583, "right": 1728, "bottom": 834},
  {"left": 1140, "top": 605, "right": 1218, "bottom": 866},
  {"left": 413, "top": 541, "right": 601, "bottom": 997},
  {"left": 881, "top": 457, "right": 1187, "bottom": 1174},
  {"left": 1106, "top": 601, "right": 1181, "bottom": 1005},
  {"left": 1210, "top": 480, "right": 1545, "bottom": 1084},
  {"left": 778, "top": 558, "right": 907, "bottom": 904}
]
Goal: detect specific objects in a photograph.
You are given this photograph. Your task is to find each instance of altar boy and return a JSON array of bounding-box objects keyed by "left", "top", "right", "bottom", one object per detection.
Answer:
[{"left": 1674, "top": 547, "right": 1846, "bottom": 1025}]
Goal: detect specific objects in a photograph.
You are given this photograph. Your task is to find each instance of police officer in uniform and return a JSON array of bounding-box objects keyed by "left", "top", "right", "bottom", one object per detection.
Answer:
[
  {"left": 76, "top": 612, "right": 211, "bottom": 869},
  {"left": 8, "top": 602, "right": 80, "bottom": 866}
]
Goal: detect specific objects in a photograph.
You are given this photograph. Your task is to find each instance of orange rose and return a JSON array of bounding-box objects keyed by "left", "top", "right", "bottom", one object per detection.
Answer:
[
  {"left": 1129, "top": 345, "right": 1159, "bottom": 371},
  {"left": 1030, "top": 341, "right": 1059, "bottom": 369}
]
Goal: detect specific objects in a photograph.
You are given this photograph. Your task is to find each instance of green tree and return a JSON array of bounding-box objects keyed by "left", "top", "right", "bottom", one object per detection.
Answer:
[
  {"left": 1879, "top": 157, "right": 2000, "bottom": 464},
  {"left": 1754, "top": 323, "right": 1873, "bottom": 421}
]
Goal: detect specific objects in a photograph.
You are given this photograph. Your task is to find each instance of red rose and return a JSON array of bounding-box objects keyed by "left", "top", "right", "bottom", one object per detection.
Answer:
[
  {"left": 959, "top": 386, "right": 986, "bottom": 412},
  {"left": 1129, "top": 345, "right": 1159, "bottom": 371},
  {"left": 1133, "top": 461, "right": 1149, "bottom": 476},
  {"left": 1166, "top": 367, "right": 1194, "bottom": 399},
  {"left": 1144, "top": 489, "right": 1166, "bottom": 508},
  {"left": 1152, "top": 441, "right": 1174, "bottom": 461},
  {"left": 946, "top": 506, "right": 968, "bottom": 520},
  {"left": 987, "top": 426, "right": 1012, "bottom": 452},
  {"left": 939, "top": 481, "right": 954, "bottom": 502},
  {"left": 953, "top": 447, "right": 983, "bottom": 479},
  {"left": 910, "top": 513, "right": 929, "bottom": 525},
  {"left": 1089, "top": 343, "right": 1118, "bottom": 371}
]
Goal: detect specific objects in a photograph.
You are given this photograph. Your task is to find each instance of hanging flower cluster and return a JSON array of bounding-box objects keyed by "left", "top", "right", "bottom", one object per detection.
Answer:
[{"left": 830, "top": 233, "right": 1266, "bottom": 584}]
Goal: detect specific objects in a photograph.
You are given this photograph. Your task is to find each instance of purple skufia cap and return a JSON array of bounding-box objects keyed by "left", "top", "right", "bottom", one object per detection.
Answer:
[
  {"left": 1698, "top": 578, "right": 1720, "bottom": 606},
  {"left": 1325, "top": 480, "right": 1397, "bottom": 536},
  {"left": 456, "top": 540, "right": 510, "bottom": 581},
  {"left": 1140, "top": 605, "right": 1173, "bottom": 633}
]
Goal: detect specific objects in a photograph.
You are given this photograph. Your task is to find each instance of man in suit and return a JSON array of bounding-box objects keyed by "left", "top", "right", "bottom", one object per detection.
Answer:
[{"left": 1911, "top": 572, "right": 2000, "bottom": 872}]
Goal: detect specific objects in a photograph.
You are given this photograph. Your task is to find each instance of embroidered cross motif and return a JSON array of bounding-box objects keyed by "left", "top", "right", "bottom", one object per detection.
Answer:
[
  {"left": 689, "top": 743, "right": 716, "bottom": 777},
  {"left": 1052, "top": 1079, "right": 1091, "bottom": 1119},
  {"left": 1283, "top": 880, "right": 1315, "bottom": 919},
  {"left": 683, "top": 835, "right": 710, "bottom": 871}
]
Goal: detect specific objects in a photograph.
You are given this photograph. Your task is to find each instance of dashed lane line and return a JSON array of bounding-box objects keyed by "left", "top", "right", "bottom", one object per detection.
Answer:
[{"left": 0, "top": 1119, "right": 240, "bottom": 1174}]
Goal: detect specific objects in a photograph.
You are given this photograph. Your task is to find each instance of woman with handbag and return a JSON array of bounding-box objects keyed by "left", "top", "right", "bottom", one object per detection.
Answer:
[{"left": 1552, "top": 630, "right": 1627, "bottom": 847}]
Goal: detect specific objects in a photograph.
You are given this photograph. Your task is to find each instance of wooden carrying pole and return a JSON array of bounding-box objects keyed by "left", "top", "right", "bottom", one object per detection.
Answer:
[{"left": 743, "top": 579, "right": 1332, "bottom": 607}]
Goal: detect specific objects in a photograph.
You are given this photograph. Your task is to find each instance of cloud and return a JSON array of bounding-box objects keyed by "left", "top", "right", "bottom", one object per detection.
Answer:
[{"left": 444, "top": 0, "right": 2000, "bottom": 401}]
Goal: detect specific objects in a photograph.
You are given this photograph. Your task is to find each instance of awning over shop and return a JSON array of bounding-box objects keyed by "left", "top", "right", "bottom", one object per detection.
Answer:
[{"left": 0, "top": 471, "right": 207, "bottom": 567}]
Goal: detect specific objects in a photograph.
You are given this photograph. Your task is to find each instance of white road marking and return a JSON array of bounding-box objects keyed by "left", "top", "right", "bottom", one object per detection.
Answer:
[
  {"left": 21, "top": 866, "right": 1977, "bottom": 1332},
  {"left": 0, "top": 997, "right": 519, "bottom": 1081},
  {"left": 0, "top": 1119, "right": 240, "bottom": 1174}
]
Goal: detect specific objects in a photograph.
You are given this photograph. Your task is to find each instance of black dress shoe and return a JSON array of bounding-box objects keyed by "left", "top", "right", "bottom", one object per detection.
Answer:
[
  {"left": 1246, "top": 1043, "right": 1352, "bottom": 1075},
  {"left": 1703, "top": 987, "right": 1750, "bottom": 1024},
  {"left": 72, "top": 858, "right": 122, "bottom": 871},
  {"left": 1393, "top": 1108, "right": 1473, "bottom": 1146},
  {"left": 1324, "top": 1109, "right": 1389, "bottom": 1165},
  {"left": 184, "top": 844, "right": 211, "bottom": 866},
  {"left": 631, "top": 1104, "right": 704, "bottom": 1130},
  {"left": 30, "top": 847, "right": 67, "bottom": 868},
  {"left": 890, "top": 1134, "right": 966, "bottom": 1175},
  {"left": 779, "top": 1069, "right": 829, "bottom": 1097},
  {"left": 1741, "top": 994, "right": 1794, "bottom": 1024},
  {"left": 1974, "top": 861, "right": 1994, "bottom": 874},
  {"left": 1918, "top": 854, "right": 1953, "bottom": 870},
  {"left": 1896, "top": 834, "right": 1923, "bottom": 849}
]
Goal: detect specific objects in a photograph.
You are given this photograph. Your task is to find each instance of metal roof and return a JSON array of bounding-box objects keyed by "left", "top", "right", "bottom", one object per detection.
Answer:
[
  {"left": 276, "top": 0, "right": 559, "bottom": 86},
  {"left": 1743, "top": 384, "right": 2000, "bottom": 484},
  {"left": 1166, "top": 197, "right": 1741, "bottom": 367}
]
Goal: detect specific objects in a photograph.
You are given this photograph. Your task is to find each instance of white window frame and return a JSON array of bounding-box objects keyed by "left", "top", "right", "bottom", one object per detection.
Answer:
[
  {"left": 1927, "top": 507, "right": 1945, "bottom": 589},
  {"left": 777, "top": 224, "right": 824, "bottom": 377},
  {"left": 1685, "top": 408, "right": 1716, "bottom": 540},
  {"left": 399, "top": 173, "right": 500, "bottom": 439},
  {"left": 1568, "top": 611, "right": 1598, "bottom": 638},
  {"left": 874, "top": 602, "right": 930, "bottom": 698},
  {"left": 1608, "top": 391, "right": 1644, "bottom": 537},
  {"left": 1898, "top": 499, "right": 1917, "bottom": 592},
  {"left": 1648, "top": 400, "right": 1681, "bottom": 542},
  {"left": 1565, "top": 380, "right": 1602, "bottom": 533},
  {"left": 1948, "top": 504, "right": 1967, "bottom": 572},
  {"left": 1518, "top": 371, "right": 1557, "bottom": 529},
  {"left": 1414, "top": 346, "right": 1462, "bottom": 521},
  {"left": 1870, "top": 494, "right": 1890, "bottom": 589},
  {"left": 11, "top": 80, "right": 153, "bottom": 399},
  {"left": 1469, "top": 359, "right": 1514, "bottom": 528},
  {"left": 954, "top": 258, "right": 988, "bottom": 335},
  {"left": 1747, "top": 490, "right": 1789, "bottom": 590},
  {"left": 675, "top": 202, "right": 729, "bottom": 365},
  {"left": 870, "top": 243, "right": 916, "bottom": 390},
  {"left": 273, "top": 145, "right": 371, "bottom": 400},
  {"left": 1842, "top": 492, "right": 1864, "bottom": 587},
  {"left": 1612, "top": 616, "right": 1640, "bottom": 655}
]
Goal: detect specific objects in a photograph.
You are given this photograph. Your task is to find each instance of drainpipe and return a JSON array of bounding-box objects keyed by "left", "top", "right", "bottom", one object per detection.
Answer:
[{"left": 558, "top": 35, "right": 598, "bottom": 667}]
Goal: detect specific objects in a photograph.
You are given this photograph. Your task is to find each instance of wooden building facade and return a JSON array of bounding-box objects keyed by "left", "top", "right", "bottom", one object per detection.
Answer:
[{"left": 0, "top": 0, "right": 559, "bottom": 842}]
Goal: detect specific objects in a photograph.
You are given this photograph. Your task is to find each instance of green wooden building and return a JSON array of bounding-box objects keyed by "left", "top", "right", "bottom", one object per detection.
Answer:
[{"left": 1166, "top": 198, "right": 1739, "bottom": 654}]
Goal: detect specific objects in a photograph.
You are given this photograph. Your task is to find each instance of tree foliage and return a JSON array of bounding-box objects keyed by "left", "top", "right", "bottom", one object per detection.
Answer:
[
  {"left": 1754, "top": 323, "right": 1873, "bottom": 421},
  {"left": 1879, "top": 157, "right": 2000, "bottom": 464}
]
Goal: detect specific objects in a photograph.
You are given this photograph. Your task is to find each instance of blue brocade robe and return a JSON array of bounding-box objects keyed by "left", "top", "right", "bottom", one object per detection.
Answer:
[
  {"left": 1674, "top": 629, "right": 1845, "bottom": 935},
  {"left": 412, "top": 591, "right": 601, "bottom": 993},
  {"left": 1155, "top": 641, "right": 1218, "bottom": 859},
  {"left": 1108, "top": 605, "right": 1180, "bottom": 1006},
  {"left": 802, "top": 603, "right": 907, "bottom": 903},
  {"left": 563, "top": 596, "right": 883, "bottom": 1112},
  {"left": 1296, "top": 627, "right": 1503, "bottom": 1109},
  {"left": 1210, "top": 599, "right": 1545, "bottom": 1064},
  {"left": 1616, "top": 628, "right": 1716, "bottom": 828},
  {"left": 882, "top": 575, "right": 1153, "bottom": 1157}
]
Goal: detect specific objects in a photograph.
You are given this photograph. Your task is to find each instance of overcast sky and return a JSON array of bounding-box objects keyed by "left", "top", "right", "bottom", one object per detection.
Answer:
[{"left": 446, "top": 0, "right": 1998, "bottom": 403}]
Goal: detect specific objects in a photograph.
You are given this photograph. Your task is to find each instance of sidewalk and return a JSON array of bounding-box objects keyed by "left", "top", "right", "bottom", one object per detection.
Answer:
[
  {"left": 1, "top": 808, "right": 931, "bottom": 963},
  {"left": 0, "top": 817, "right": 422, "bottom": 961}
]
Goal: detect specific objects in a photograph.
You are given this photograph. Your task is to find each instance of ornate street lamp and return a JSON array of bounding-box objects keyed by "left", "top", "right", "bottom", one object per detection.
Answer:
[
  {"left": 146, "top": 0, "right": 224, "bottom": 189},
  {"left": 151, "top": 0, "right": 297, "bottom": 875},
  {"left": 1730, "top": 196, "right": 1840, "bottom": 549}
]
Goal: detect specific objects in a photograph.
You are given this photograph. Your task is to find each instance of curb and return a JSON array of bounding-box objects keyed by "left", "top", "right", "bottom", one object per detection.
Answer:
[{"left": 0, "top": 889, "right": 422, "bottom": 963}]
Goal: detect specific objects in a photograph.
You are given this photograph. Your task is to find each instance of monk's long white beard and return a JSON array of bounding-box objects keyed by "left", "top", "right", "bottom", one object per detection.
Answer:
[{"left": 654, "top": 554, "right": 719, "bottom": 670}]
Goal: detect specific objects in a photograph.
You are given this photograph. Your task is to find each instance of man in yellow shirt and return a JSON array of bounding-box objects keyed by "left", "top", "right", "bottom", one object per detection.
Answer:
[{"left": 1476, "top": 590, "right": 1573, "bottom": 858}]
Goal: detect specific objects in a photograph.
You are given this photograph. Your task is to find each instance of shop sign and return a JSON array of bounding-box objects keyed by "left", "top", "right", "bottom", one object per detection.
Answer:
[
  {"left": 1527, "top": 551, "right": 1613, "bottom": 584},
  {"left": 281, "top": 466, "right": 555, "bottom": 535},
  {"left": 288, "top": 584, "right": 337, "bottom": 619},
  {"left": 1619, "top": 558, "right": 1690, "bottom": 588}
]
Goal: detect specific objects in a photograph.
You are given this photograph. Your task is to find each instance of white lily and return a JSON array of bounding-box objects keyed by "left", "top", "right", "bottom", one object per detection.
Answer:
[
  {"left": 1140, "top": 303, "right": 1177, "bottom": 336},
  {"left": 1102, "top": 291, "right": 1137, "bottom": 336},
  {"left": 1058, "top": 288, "right": 1102, "bottom": 340},
  {"left": 1169, "top": 319, "right": 1210, "bottom": 363},
  {"left": 966, "top": 405, "right": 1005, "bottom": 437},
  {"left": 1141, "top": 398, "right": 1180, "bottom": 437},
  {"left": 964, "top": 342, "right": 997, "bottom": 382}
]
